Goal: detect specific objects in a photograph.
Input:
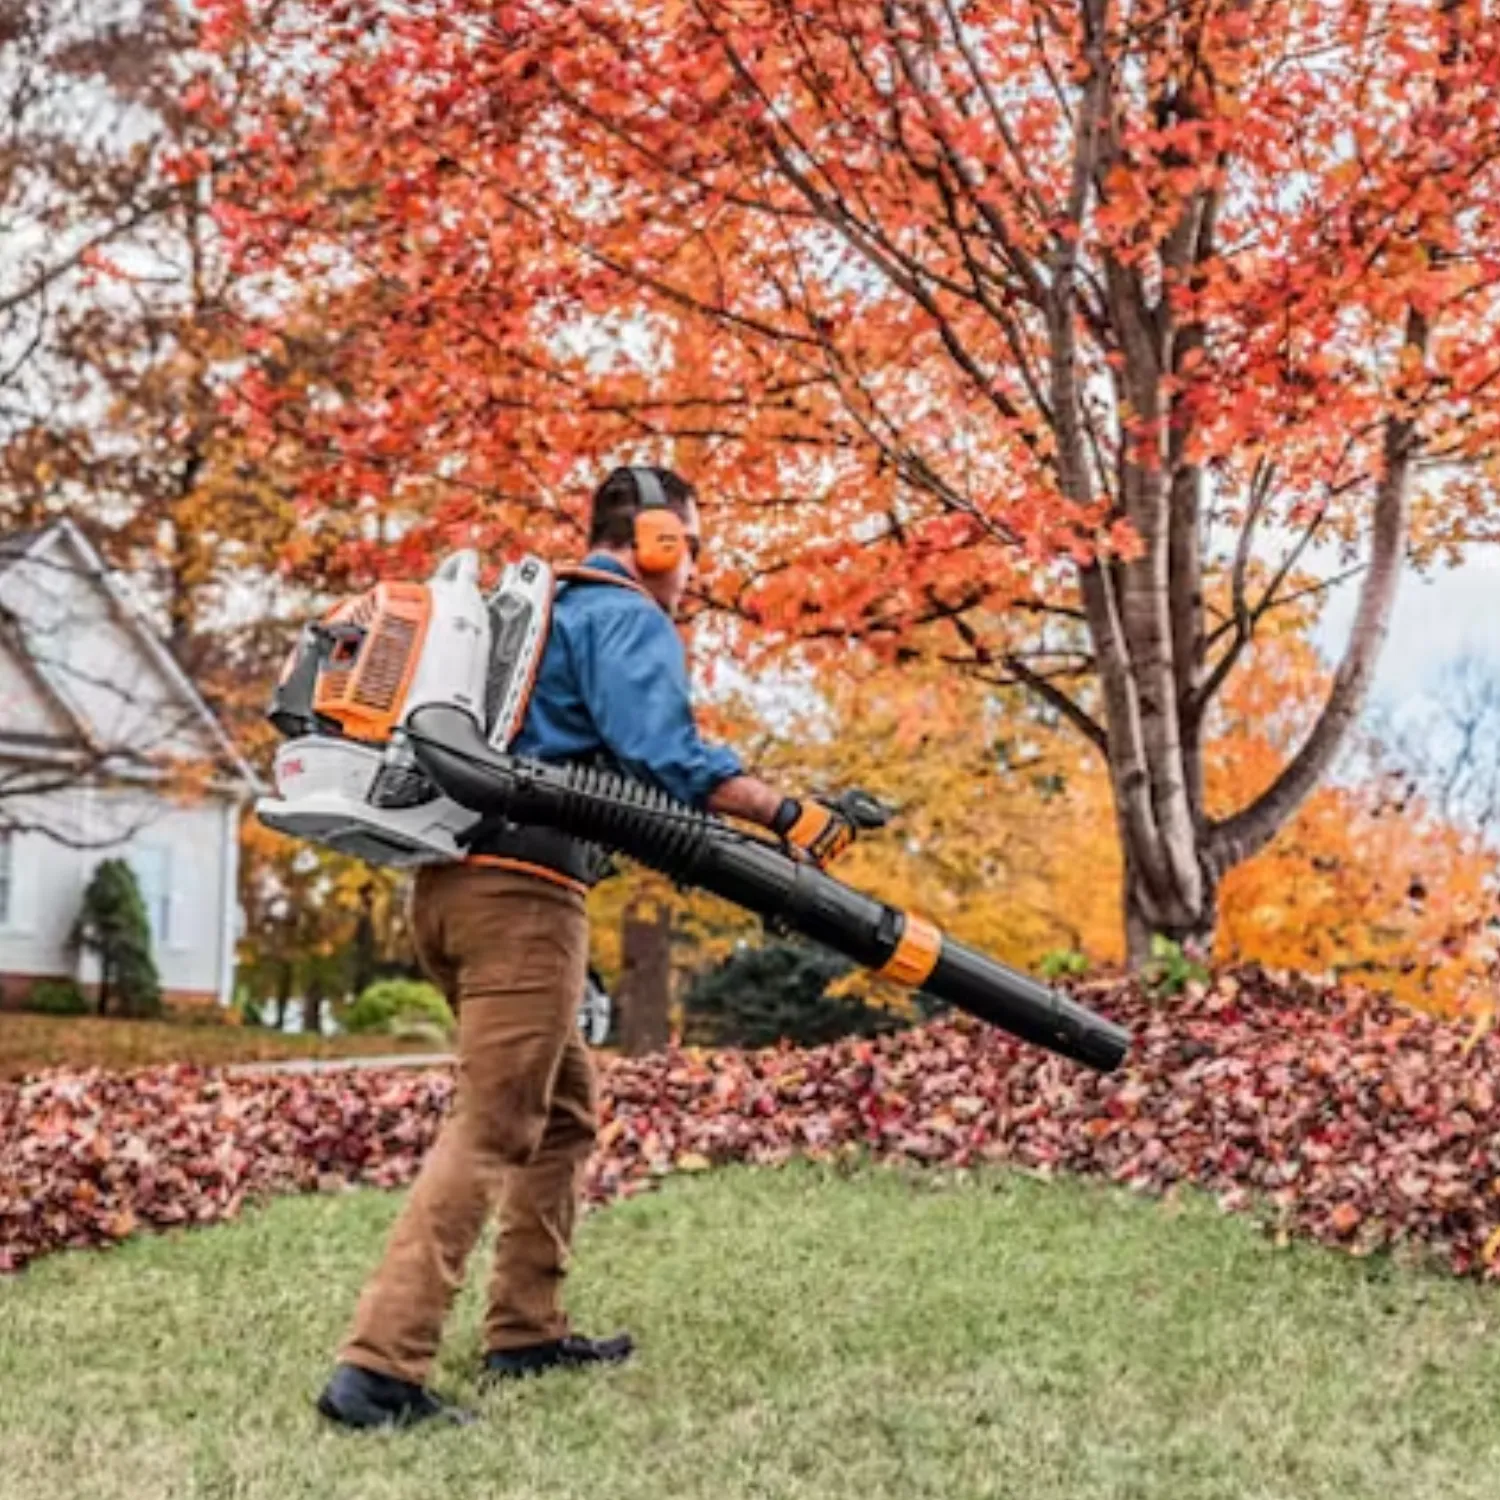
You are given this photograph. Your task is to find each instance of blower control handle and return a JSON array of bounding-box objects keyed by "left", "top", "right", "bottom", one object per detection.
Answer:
[{"left": 825, "top": 787, "right": 894, "bottom": 831}]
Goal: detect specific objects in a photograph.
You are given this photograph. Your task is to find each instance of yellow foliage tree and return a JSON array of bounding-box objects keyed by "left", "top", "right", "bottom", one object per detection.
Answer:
[{"left": 238, "top": 820, "right": 413, "bottom": 1030}]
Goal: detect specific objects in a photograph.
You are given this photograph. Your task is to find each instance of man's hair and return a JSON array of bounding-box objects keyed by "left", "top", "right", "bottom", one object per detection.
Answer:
[{"left": 587, "top": 466, "right": 697, "bottom": 549}]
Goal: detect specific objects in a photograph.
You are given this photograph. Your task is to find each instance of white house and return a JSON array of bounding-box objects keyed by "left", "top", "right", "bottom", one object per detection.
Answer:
[{"left": 0, "top": 518, "right": 258, "bottom": 1009}]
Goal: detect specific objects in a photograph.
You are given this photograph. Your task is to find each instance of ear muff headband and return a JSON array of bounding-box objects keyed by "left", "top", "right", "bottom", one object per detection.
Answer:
[
  {"left": 630, "top": 465, "right": 667, "bottom": 512},
  {"left": 630, "top": 466, "right": 688, "bottom": 574}
]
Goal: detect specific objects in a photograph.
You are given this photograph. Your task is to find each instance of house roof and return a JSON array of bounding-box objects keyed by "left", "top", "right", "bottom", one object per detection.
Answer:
[
  {"left": 0, "top": 526, "right": 48, "bottom": 568},
  {"left": 0, "top": 517, "right": 261, "bottom": 794}
]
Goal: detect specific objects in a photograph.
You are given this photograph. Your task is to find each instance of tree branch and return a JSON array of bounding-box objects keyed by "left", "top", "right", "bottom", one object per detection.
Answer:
[
  {"left": 999, "top": 652, "right": 1108, "bottom": 753},
  {"left": 1208, "top": 306, "right": 1429, "bottom": 874}
]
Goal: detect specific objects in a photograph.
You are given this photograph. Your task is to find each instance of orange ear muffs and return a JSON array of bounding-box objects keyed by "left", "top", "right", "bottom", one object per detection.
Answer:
[
  {"left": 629, "top": 466, "right": 688, "bottom": 574},
  {"left": 633, "top": 507, "right": 687, "bottom": 574}
]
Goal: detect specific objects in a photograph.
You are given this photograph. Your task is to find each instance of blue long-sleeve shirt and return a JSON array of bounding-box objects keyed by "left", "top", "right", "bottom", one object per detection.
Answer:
[{"left": 511, "top": 553, "right": 743, "bottom": 809}]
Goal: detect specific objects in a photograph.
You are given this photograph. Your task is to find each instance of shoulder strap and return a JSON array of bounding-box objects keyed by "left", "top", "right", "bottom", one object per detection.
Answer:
[
  {"left": 555, "top": 563, "right": 655, "bottom": 601},
  {"left": 488, "top": 562, "right": 659, "bottom": 752}
]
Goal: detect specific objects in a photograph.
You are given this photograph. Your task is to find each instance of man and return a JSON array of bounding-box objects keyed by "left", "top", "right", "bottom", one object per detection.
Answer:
[{"left": 317, "top": 465, "right": 861, "bottom": 1430}]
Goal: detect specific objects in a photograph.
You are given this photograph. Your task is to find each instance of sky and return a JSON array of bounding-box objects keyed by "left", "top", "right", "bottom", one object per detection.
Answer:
[{"left": 1314, "top": 546, "right": 1500, "bottom": 712}]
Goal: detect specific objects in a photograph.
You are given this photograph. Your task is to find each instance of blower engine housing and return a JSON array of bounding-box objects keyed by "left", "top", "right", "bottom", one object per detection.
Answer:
[{"left": 254, "top": 550, "right": 552, "bottom": 866}]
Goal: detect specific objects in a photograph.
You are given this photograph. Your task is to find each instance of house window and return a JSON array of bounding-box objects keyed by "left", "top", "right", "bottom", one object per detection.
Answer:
[
  {"left": 129, "top": 845, "right": 172, "bottom": 947},
  {"left": 0, "top": 834, "right": 11, "bottom": 927}
]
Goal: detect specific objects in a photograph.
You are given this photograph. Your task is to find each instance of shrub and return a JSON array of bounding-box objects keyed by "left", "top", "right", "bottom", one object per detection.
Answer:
[
  {"left": 341, "top": 979, "right": 454, "bottom": 1039},
  {"left": 23, "top": 979, "right": 89, "bottom": 1016},
  {"left": 1039, "top": 948, "right": 1091, "bottom": 980},
  {"left": 233, "top": 997, "right": 267, "bottom": 1028},
  {"left": 387, "top": 1016, "right": 454, "bottom": 1046},
  {"left": 683, "top": 939, "right": 908, "bottom": 1050},
  {"left": 70, "top": 861, "right": 161, "bottom": 1018},
  {"left": 1142, "top": 935, "right": 1211, "bottom": 999}
]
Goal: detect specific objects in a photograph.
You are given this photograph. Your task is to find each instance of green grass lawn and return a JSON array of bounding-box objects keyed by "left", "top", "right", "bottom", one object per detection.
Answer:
[{"left": 3, "top": 1165, "right": 1500, "bottom": 1500}]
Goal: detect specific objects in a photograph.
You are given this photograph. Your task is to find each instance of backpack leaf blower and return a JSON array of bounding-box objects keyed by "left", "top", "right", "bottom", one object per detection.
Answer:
[{"left": 255, "top": 551, "right": 1131, "bottom": 1074}]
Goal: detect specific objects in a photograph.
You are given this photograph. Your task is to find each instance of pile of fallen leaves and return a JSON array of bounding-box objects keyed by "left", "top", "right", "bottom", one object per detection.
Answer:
[{"left": 5, "top": 965, "right": 1500, "bottom": 1277}]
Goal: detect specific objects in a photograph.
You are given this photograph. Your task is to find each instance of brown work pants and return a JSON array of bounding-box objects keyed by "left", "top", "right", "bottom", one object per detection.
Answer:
[{"left": 340, "top": 863, "right": 594, "bottom": 1386}]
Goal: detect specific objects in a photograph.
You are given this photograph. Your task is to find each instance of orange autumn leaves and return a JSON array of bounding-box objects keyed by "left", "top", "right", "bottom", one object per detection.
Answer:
[
  {"left": 196, "top": 0, "right": 1500, "bottom": 602},
  {"left": 728, "top": 665, "right": 1126, "bottom": 973}
]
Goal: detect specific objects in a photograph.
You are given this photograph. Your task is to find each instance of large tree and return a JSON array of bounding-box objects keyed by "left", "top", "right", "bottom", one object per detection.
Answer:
[
  {"left": 0, "top": 0, "right": 297, "bottom": 709},
  {"left": 0, "top": 0, "right": 307, "bottom": 854},
  {"left": 0, "top": 0, "right": 186, "bottom": 431},
  {"left": 205, "top": 0, "right": 1500, "bottom": 960}
]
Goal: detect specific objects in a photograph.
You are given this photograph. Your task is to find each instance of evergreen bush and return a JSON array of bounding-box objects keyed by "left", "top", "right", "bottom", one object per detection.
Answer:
[
  {"left": 24, "top": 978, "right": 89, "bottom": 1016},
  {"left": 70, "top": 860, "right": 161, "bottom": 1018},
  {"left": 682, "top": 939, "right": 908, "bottom": 1049}
]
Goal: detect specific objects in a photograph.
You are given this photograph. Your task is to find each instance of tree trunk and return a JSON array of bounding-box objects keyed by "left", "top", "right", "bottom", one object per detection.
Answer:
[
  {"left": 351, "top": 882, "right": 377, "bottom": 999},
  {"left": 97, "top": 953, "right": 112, "bottom": 1017},
  {"left": 1025, "top": 13, "right": 1429, "bottom": 970},
  {"left": 618, "top": 897, "right": 672, "bottom": 1057},
  {"left": 1103, "top": 382, "right": 1416, "bottom": 964},
  {"left": 273, "top": 960, "right": 292, "bottom": 1031},
  {"left": 1122, "top": 847, "right": 1216, "bottom": 968},
  {"left": 302, "top": 980, "right": 324, "bottom": 1039}
]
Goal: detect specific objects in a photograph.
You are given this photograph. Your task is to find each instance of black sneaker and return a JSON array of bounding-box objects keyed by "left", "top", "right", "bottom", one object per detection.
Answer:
[
  {"left": 316, "top": 1362, "right": 476, "bottom": 1431},
  {"left": 481, "top": 1332, "right": 635, "bottom": 1382}
]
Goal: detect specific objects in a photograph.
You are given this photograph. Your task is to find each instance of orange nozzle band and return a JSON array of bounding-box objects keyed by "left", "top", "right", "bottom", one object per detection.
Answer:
[{"left": 877, "top": 912, "right": 942, "bottom": 988}]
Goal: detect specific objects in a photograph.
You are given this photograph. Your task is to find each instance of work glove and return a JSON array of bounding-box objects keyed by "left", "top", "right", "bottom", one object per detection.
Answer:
[{"left": 772, "top": 788, "right": 891, "bottom": 868}]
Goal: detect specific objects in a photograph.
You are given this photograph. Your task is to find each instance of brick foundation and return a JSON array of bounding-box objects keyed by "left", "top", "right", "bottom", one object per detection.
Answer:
[{"left": 0, "top": 972, "right": 222, "bottom": 1013}]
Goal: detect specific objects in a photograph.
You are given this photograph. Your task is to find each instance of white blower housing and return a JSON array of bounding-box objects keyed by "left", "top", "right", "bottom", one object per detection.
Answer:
[{"left": 254, "top": 550, "right": 555, "bottom": 867}]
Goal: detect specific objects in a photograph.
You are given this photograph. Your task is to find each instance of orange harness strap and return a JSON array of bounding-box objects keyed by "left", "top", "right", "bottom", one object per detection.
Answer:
[
  {"left": 459, "top": 564, "right": 648, "bottom": 899},
  {"left": 554, "top": 563, "right": 655, "bottom": 601},
  {"left": 461, "top": 854, "right": 589, "bottom": 897}
]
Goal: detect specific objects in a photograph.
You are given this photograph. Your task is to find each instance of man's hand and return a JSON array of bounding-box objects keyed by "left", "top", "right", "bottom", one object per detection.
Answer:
[{"left": 772, "top": 789, "right": 890, "bottom": 868}]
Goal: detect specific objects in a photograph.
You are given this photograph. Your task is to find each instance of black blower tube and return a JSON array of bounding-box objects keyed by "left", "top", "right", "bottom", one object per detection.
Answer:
[{"left": 406, "top": 705, "right": 1130, "bottom": 1074}]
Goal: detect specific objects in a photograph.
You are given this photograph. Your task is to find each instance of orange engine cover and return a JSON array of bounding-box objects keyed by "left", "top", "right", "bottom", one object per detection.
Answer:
[{"left": 311, "top": 581, "right": 432, "bottom": 741}]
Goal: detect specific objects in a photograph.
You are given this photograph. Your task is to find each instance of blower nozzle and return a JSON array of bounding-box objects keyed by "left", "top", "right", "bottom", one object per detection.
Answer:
[{"left": 405, "top": 705, "right": 1130, "bottom": 1074}]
